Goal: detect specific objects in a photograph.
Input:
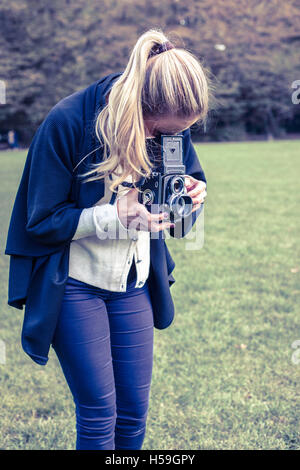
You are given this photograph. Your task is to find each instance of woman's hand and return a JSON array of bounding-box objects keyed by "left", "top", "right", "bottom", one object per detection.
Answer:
[
  {"left": 116, "top": 188, "right": 175, "bottom": 232},
  {"left": 184, "top": 176, "right": 207, "bottom": 213}
]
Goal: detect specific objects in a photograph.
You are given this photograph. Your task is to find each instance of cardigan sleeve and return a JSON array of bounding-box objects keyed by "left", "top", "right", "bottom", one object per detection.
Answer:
[
  {"left": 166, "top": 128, "right": 207, "bottom": 239},
  {"left": 72, "top": 203, "right": 129, "bottom": 241},
  {"left": 25, "top": 105, "right": 85, "bottom": 246},
  {"left": 71, "top": 207, "right": 96, "bottom": 240}
]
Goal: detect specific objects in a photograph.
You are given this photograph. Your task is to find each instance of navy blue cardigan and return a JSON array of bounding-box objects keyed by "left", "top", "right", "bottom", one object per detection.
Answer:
[{"left": 5, "top": 72, "right": 207, "bottom": 366}]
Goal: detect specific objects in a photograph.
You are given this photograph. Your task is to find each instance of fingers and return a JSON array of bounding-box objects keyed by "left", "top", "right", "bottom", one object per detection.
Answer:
[
  {"left": 184, "top": 176, "right": 207, "bottom": 209},
  {"left": 136, "top": 203, "right": 168, "bottom": 222},
  {"left": 135, "top": 204, "right": 175, "bottom": 231},
  {"left": 184, "top": 175, "right": 195, "bottom": 188},
  {"left": 184, "top": 175, "right": 201, "bottom": 190},
  {"left": 146, "top": 210, "right": 175, "bottom": 232},
  {"left": 146, "top": 210, "right": 169, "bottom": 222},
  {"left": 186, "top": 182, "right": 206, "bottom": 199},
  {"left": 120, "top": 192, "right": 175, "bottom": 233},
  {"left": 191, "top": 202, "right": 203, "bottom": 213},
  {"left": 151, "top": 221, "right": 175, "bottom": 232},
  {"left": 190, "top": 190, "right": 207, "bottom": 205}
]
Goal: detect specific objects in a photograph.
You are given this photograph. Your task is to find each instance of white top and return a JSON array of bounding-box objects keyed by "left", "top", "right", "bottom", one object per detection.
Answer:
[{"left": 69, "top": 167, "right": 150, "bottom": 292}]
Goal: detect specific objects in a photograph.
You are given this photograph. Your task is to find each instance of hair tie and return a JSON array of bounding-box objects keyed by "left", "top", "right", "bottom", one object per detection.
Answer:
[{"left": 149, "top": 41, "right": 175, "bottom": 58}]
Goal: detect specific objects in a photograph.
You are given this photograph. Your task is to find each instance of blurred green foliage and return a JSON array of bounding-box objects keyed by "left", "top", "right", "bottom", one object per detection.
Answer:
[{"left": 0, "top": 0, "right": 299, "bottom": 144}]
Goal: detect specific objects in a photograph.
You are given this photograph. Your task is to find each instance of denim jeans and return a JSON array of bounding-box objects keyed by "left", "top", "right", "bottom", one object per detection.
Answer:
[{"left": 52, "top": 261, "right": 154, "bottom": 450}]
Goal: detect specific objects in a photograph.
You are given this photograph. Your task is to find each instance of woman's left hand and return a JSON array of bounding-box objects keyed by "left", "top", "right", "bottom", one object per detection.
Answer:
[{"left": 184, "top": 175, "right": 207, "bottom": 213}]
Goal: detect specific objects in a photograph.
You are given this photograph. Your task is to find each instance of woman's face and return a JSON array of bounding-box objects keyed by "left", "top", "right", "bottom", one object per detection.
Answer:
[{"left": 144, "top": 115, "right": 199, "bottom": 139}]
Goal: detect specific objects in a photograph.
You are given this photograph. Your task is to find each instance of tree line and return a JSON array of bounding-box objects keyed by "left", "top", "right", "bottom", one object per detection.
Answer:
[{"left": 0, "top": 0, "right": 299, "bottom": 145}]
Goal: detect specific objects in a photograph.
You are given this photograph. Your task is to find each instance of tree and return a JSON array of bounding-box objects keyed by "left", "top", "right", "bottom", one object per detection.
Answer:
[{"left": 0, "top": 0, "right": 299, "bottom": 144}]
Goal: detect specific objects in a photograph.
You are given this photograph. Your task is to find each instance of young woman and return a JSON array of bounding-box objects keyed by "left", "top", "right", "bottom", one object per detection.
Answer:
[{"left": 5, "top": 29, "right": 208, "bottom": 450}]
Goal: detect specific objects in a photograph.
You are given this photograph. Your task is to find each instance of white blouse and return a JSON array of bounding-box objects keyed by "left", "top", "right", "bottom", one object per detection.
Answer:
[{"left": 69, "top": 167, "right": 150, "bottom": 292}]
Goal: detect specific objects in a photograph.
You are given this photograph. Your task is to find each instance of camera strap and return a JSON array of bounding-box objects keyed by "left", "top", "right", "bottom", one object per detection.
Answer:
[
  {"left": 108, "top": 176, "right": 147, "bottom": 206},
  {"left": 120, "top": 177, "right": 146, "bottom": 189}
]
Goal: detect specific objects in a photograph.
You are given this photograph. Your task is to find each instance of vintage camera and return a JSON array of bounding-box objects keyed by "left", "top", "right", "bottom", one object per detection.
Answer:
[{"left": 138, "top": 134, "right": 193, "bottom": 222}]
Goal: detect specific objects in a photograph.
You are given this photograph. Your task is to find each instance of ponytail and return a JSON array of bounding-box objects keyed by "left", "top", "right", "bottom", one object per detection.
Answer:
[{"left": 80, "top": 28, "right": 209, "bottom": 193}]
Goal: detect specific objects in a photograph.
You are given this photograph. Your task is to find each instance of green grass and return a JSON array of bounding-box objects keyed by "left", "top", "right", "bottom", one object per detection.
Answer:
[{"left": 0, "top": 141, "right": 299, "bottom": 450}]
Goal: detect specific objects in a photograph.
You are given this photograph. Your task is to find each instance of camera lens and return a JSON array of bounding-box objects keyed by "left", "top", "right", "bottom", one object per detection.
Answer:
[
  {"left": 169, "top": 194, "right": 193, "bottom": 219},
  {"left": 170, "top": 176, "right": 184, "bottom": 194}
]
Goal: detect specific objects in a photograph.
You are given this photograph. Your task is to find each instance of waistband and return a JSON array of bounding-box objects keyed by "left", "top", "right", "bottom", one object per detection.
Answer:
[{"left": 67, "top": 259, "right": 138, "bottom": 291}]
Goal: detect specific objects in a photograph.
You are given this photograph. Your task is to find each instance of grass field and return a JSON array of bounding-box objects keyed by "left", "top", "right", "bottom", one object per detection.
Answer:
[{"left": 0, "top": 140, "right": 299, "bottom": 450}]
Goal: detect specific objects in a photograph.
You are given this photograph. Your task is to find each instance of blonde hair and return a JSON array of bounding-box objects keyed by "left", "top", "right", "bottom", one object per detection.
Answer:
[{"left": 79, "top": 28, "right": 209, "bottom": 192}]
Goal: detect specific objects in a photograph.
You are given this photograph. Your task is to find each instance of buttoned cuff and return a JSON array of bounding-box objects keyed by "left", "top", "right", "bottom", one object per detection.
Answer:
[
  {"left": 72, "top": 203, "right": 139, "bottom": 241},
  {"left": 94, "top": 203, "right": 133, "bottom": 240},
  {"left": 72, "top": 206, "right": 96, "bottom": 240}
]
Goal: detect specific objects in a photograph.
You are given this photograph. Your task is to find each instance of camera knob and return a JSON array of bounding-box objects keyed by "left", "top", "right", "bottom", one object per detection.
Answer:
[{"left": 142, "top": 189, "right": 154, "bottom": 205}]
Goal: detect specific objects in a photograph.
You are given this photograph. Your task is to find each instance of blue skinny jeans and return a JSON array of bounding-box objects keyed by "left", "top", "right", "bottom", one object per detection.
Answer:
[{"left": 52, "top": 262, "right": 154, "bottom": 450}]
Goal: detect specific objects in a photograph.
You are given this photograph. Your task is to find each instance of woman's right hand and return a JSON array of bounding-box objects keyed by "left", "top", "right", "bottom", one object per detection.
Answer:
[{"left": 116, "top": 188, "right": 175, "bottom": 232}]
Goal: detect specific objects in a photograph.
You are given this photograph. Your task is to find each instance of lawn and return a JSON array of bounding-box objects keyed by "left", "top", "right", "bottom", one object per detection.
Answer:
[{"left": 0, "top": 140, "right": 299, "bottom": 450}]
